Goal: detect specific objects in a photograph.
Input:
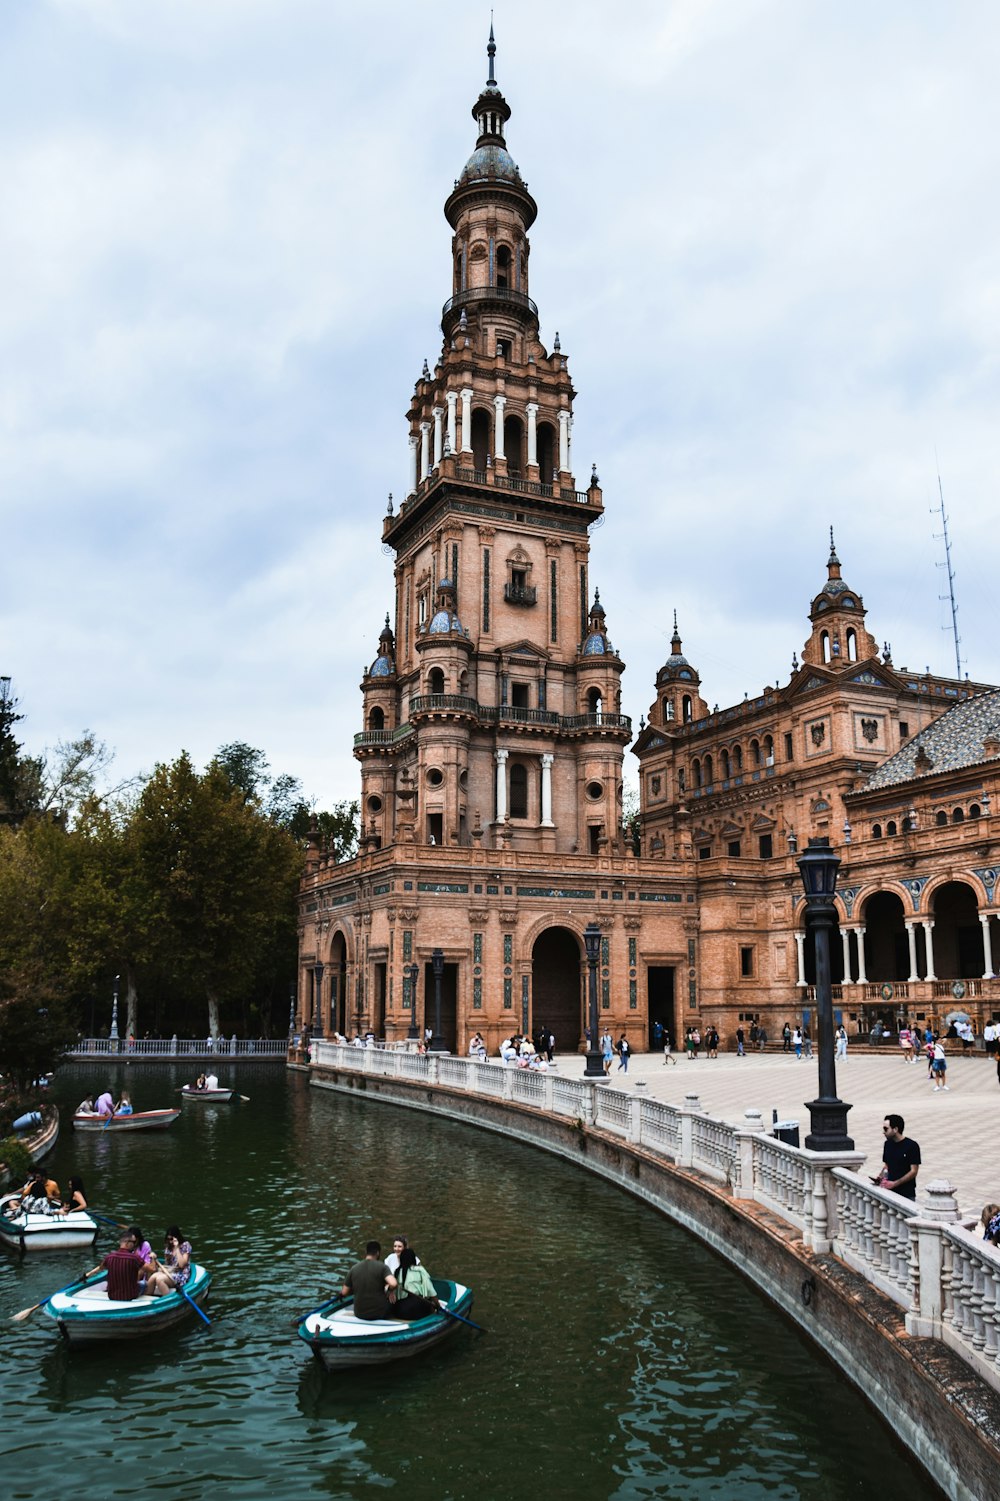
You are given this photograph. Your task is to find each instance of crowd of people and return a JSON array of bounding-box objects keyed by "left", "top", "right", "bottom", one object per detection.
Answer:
[
  {"left": 3, "top": 1172, "right": 87, "bottom": 1219},
  {"left": 498, "top": 1031, "right": 554, "bottom": 1069},
  {"left": 76, "top": 1088, "right": 134, "bottom": 1117},
  {"left": 100, "top": 1224, "right": 193, "bottom": 1302}
]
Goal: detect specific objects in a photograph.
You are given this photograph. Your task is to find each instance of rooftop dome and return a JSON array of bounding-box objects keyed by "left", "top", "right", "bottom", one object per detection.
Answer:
[{"left": 458, "top": 141, "right": 525, "bottom": 188}]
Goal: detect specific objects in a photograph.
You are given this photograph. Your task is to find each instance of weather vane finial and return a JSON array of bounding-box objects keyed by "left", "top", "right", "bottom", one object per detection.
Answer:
[{"left": 487, "top": 15, "right": 496, "bottom": 85}]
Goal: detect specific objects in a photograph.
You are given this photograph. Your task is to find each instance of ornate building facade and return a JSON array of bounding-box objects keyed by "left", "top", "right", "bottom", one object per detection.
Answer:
[{"left": 298, "top": 38, "right": 1000, "bottom": 1050}]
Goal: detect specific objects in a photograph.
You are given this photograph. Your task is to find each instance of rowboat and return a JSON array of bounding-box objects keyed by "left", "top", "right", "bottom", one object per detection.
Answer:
[
  {"left": 42, "top": 1263, "right": 212, "bottom": 1343},
  {"left": 298, "top": 1278, "right": 474, "bottom": 1369},
  {"left": 0, "top": 1194, "right": 99, "bottom": 1254},
  {"left": 180, "top": 1086, "right": 234, "bottom": 1102},
  {"left": 72, "top": 1109, "right": 181, "bottom": 1133}
]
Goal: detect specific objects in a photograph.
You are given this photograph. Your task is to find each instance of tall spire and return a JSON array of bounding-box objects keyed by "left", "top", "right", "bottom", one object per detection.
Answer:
[{"left": 487, "top": 19, "right": 496, "bottom": 85}]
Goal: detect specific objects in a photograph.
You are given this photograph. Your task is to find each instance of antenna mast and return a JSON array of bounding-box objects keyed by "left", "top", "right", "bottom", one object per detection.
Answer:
[{"left": 932, "top": 468, "right": 963, "bottom": 680}]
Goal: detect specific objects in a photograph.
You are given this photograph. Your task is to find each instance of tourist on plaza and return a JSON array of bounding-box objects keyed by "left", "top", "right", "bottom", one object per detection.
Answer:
[
  {"left": 835, "top": 1023, "right": 848, "bottom": 1059},
  {"left": 663, "top": 1030, "right": 676, "bottom": 1064},
  {"left": 749, "top": 1022, "right": 759, "bottom": 1049},
  {"left": 706, "top": 1026, "right": 719, "bottom": 1059},
  {"left": 925, "top": 1034, "right": 937, "bottom": 1079},
  {"left": 340, "top": 1241, "right": 397, "bottom": 1321},
  {"left": 601, "top": 1031, "right": 614, "bottom": 1074},
  {"left": 736, "top": 1026, "right": 746, "bottom": 1057},
  {"left": 782, "top": 1022, "right": 792, "bottom": 1052},
  {"left": 391, "top": 1247, "right": 439, "bottom": 1320},
  {"left": 757, "top": 1024, "right": 768, "bottom": 1051},
  {"left": 931, "top": 1038, "right": 950, "bottom": 1090},
  {"left": 899, "top": 1026, "right": 914, "bottom": 1062},
  {"left": 877, "top": 1115, "right": 921, "bottom": 1200},
  {"left": 690, "top": 1027, "right": 701, "bottom": 1057},
  {"left": 802, "top": 1027, "right": 813, "bottom": 1059},
  {"left": 792, "top": 1026, "right": 803, "bottom": 1059},
  {"left": 984, "top": 1020, "right": 997, "bottom": 1057},
  {"left": 652, "top": 1020, "right": 663, "bottom": 1051},
  {"left": 616, "top": 1034, "right": 631, "bottom": 1072},
  {"left": 206, "top": 1033, "right": 214, "bottom": 1054},
  {"left": 468, "top": 1033, "right": 486, "bottom": 1060}
]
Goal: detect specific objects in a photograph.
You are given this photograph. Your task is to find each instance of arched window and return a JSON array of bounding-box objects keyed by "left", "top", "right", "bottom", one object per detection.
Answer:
[
  {"left": 693, "top": 758, "right": 702, "bottom": 788},
  {"left": 846, "top": 627, "right": 858, "bottom": 661},
  {"left": 935, "top": 810, "right": 947, "bottom": 826},
  {"left": 368, "top": 706, "right": 385, "bottom": 731},
  {"left": 509, "top": 762, "right": 529, "bottom": 819},
  {"left": 537, "top": 421, "right": 556, "bottom": 485},
  {"left": 665, "top": 699, "right": 675, "bottom": 721},
  {"left": 720, "top": 749, "right": 730, "bottom": 780},
  {"left": 678, "top": 768, "right": 686, "bottom": 793},
  {"left": 428, "top": 667, "right": 445, "bottom": 696},
  {"left": 470, "top": 407, "right": 491, "bottom": 473},
  {"left": 504, "top": 413, "right": 524, "bottom": 474},
  {"left": 496, "top": 244, "right": 511, "bottom": 290},
  {"left": 886, "top": 820, "right": 897, "bottom": 836},
  {"left": 682, "top": 695, "right": 692, "bottom": 723},
  {"left": 872, "top": 823, "right": 882, "bottom": 839},
  {"left": 732, "top": 744, "right": 743, "bottom": 773},
  {"left": 821, "top": 631, "right": 831, "bottom": 663},
  {"left": 970, "top": 803, "right": 981, "bottom": 819},
  {"left": 587, "top": 688, "right": 603, "bottom": 719},
  {"left": 952, "top": 807, "right": 965, "bottom": 824},
  {"left": 704, "top": 754, "right": 713, "bottom": 785},
  {"left": 750, "top": 738, "right": 761, "bottom": 768},
  {"left": 763, "top": 735, "right": 774, "bottom": 765}
]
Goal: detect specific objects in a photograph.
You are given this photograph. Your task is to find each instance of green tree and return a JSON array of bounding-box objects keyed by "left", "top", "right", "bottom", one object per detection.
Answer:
[{"left": 0, "top": 962, "right": 77, "bottom": 1093}]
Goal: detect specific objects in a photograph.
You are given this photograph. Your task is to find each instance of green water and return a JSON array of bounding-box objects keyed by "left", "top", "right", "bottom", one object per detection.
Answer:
[{"left": 0, "top": 1065, "right": 940, "bottom": 1500}]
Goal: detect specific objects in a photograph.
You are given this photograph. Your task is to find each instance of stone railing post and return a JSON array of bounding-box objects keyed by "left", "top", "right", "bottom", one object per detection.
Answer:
[
  {"left": 629, "top": 1094, "right": 643, "bottom": 1145},
  {"left": 905, "top": 1179, "right": 962, "bottom": 1338},
  {"left": 734, "top": 1109, "right": 764, "bottom": 1201},
  {"left": 801, "top": 1150, "right": 866, "bottom": 1252},
  {"left": 581, "top": 1080, "right": 598, "bottom": 1128},
  {"left": 678, "top": 1093, "right": 701, "bottom": 1169},
  {"left": 542, "top": 1074, "right": 554, "bottom": 1113},
  {"left": 502, "top": 1067, "right": 513, "bottom": 1103},
  {"left": 427, "top": 1054, "right": 439, "bottom": 1086}
]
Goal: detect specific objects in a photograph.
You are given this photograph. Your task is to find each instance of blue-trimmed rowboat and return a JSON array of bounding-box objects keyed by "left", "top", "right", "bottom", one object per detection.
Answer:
[
  {"left": 42, "top": 1263, "right": 211, "bottom": 1343},
  {"left": 72, "top": 1108, "right": 181, "bottom": 1132},
  {"left": 0, "top": 1194, "right": 99, "bottom": 1254},
  {"left": 298, "top": 1278, "right": 474, "bottom": 1369}
]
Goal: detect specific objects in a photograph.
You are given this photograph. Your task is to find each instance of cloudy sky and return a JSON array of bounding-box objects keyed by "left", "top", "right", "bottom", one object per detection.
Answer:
[{"left": 4, "top": 1, "right": 1000, "bottom": 810}]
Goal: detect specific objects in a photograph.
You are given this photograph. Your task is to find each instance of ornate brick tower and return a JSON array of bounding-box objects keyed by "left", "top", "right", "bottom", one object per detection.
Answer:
[{"left": 357, "top": 28, "right": 630, "bottom": 858}]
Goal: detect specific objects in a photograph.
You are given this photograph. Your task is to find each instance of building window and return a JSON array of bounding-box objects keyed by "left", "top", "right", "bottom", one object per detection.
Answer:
[
  {"left": 935, "top": 810, "right": 947, "bottom": 826},
  {"left": 511, "top": 681, "right": 530, "bottom": 709},
  {"left": 784, "top": 733, "right": 793, "bottom": 761},
  {"left": 952, "top": 807, "right": 965, "bottom": 824},
  {"left": 886, "top": 821, "right": 897, "bottom": 836},
  {"left": 510, "top": 763, "right": 529, "bottom": 818},
  {"left": 678, "top": 768, "right": 686, "bottom": 793},
  {"left": 728, "top": 840, "right": 741, "bottom": 858},
  {"left": 682, "top": 695, "right": 692, "bottom": 723},
  {"left": 758, "top": 833, "right": 773, "bottom": 859},
  {"left": 899, "top": 721, "right": 909, "bottom": 739},
  {"left": 698, "top": 844, "right": 712, "bottom": 860},
  {"left": 740, "top": 946, "right": 755, "bottom": 978},
  {"left": 872, "top": 823, "right": 882, "bottom": 839}
]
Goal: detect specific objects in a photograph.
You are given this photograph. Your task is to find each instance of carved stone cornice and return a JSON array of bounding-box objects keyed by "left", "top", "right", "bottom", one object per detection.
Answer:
[
  {"left": 498, "top": 909, "right": 518, "bottom": 926},
  {"left": 468, "top": 908, "right": 488, "bottom": 924},
  {"left": 398, "top": 906, "right": 419, "bottom": 923},
  {"left": 623, "top": 915, "right": 642, "bottom": 931}
]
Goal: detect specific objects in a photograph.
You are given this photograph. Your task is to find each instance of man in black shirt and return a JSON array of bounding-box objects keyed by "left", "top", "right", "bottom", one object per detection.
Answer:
[{"left": 878, "top": 1114, "right": 921, "bottom": 1199}]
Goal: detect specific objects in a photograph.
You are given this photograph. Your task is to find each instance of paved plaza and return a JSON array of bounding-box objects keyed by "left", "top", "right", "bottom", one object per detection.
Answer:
[{"left": 551, "top": 1044, "right": 1000, "bottom": 1219}]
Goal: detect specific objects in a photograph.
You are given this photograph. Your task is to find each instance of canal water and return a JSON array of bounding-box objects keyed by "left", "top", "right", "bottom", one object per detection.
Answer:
[{"left": 1, "top": 1064, "right": 940, "bottom": 1500}]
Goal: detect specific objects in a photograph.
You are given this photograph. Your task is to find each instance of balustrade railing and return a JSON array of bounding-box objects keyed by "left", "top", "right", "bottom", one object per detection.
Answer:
[
  {"left": 306, "top": 1041, "right": 1000, "bottom": 1396},
  {"left": 67, "top": 1037, "right": 287, "bottom": 1059}
]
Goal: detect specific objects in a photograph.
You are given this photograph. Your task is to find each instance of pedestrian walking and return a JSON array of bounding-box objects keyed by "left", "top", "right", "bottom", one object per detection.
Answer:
[
  {"left": 792, "top": 1026, "right": 803, "bottom": 1059},
  {"left": 601, "top": 1030, "right": 614, "bottom": 1075},
  {"left": 803, "top": 1026, "right": 812, "bottom": 1059},
  {"left": 616, "top": 1034, "right": 631, "bottom": 1073},
  {"left": 931, "top": 1037, "right": 950, "bottom": 1091},
  {"left": 736, "top": 1026, "right": 745, "bottom": 1057},
  {"left": 757, "top": 1025, "right": 768, "bottom": 1052},
  {"left": 835, "top": 1023, "right": 848, "bottom": 1059},
  {"left": 663, "top": 1030, "right": 676, "bottom": 1065},
  {"left": 782, "top": 1022, "right": 792, "bottom": 1053}
]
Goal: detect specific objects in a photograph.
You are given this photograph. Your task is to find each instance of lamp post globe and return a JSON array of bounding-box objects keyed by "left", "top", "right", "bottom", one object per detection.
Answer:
[
  {"left": 583, "top": 923, "right": 606, "bottom": 1079},
  {"left": 797, "top": 837, "right": 854, "bottom": 1151}
]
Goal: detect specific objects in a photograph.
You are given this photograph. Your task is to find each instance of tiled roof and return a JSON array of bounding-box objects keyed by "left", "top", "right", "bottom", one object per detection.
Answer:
[{"left": 864, "top": 688, "right": 1000, "bottom": 790}]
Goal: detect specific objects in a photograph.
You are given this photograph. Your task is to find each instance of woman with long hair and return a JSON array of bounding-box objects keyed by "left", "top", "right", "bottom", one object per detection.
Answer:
[{"left": 392, "top": 1248, "right": 439, "bottom": 1321}]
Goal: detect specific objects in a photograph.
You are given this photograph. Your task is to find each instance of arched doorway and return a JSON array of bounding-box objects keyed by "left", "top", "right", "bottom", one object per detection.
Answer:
[
  {"left": 531, "top": 927, "right": 583, "bottom": 1054},
  {"left": 862, "top": 891, "right": 908, "bottom": 982},
  {"left": 330, "top": 931, "right": 348, "bottom": 1036},
  {"left": 931, "top": 881, "right": 983, "bottom": 979}
]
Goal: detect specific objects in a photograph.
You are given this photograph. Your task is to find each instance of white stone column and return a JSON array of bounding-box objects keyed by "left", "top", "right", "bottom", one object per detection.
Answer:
[
  {"left": 540, "top": 753, "right": 554, "bottom": 827},
  {"left": 795, "top": 931, "right": 807, "bottom": 987},
  {"left": 981, "top": 913, "right": 995, "bottom": 979},
  {"left": 841, "top": 927, "right": 853, "bottom": 984},
  {"left": 446, "top": 391, "right": 458, "bottom": 455},
  {"left": 526, "top": 402, "right": 538, "bottom": 467},
  {"left": 558, "top": 410, "right": 570, "bottom": 473},
  {"left": 432, "top": 406, "right": 443, "bottom": 467},
  {"left": 495, "top": 748, "right": 508, "bottom": 822},
  {"left": 905, "top": 921, "right": 919, "bottom": 983},
  {"left": 493, "top": 395, "right": 506, "bottom": 460},
  {"left": 923, "top": 919, "right": 937, "bottom": 982},
  {"left": 567, "top": 413, "right": 573, "bottom": 476},
  {"left": 856, "top": 926, "right": 868, "bottom": 984},
  {"left": 419, "top": 422, "right": 431, "bottom": 481},
  {"left": 407, "top": 433, "right": 419, "bottom": 497},
  {"left": 460, "top": 387, "right": 473, "bottom": 454}
]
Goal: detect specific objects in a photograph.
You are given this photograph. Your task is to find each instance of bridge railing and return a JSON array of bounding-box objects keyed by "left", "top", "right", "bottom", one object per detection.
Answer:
[
  {"left": 66, "top": 1037, "right": 288, "bottom": 1059},
  {"left": 311, "top": 1039, "right": 1000, "bottom": 1395}
]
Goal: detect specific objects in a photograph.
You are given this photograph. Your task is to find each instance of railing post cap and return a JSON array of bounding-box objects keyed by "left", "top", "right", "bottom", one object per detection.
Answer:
[{"left": 742, "top": 1108, "right": 765, "bottom": 1132}]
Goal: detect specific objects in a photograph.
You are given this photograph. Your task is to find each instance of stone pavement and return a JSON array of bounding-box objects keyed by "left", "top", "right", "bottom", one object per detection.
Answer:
[{"left": 551, "top": 1044, "right": 1000, "bottom": 1219}]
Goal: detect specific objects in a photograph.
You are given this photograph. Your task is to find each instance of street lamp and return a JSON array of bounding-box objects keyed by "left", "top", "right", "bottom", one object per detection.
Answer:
[
  {"left": 288, "top": 981, "right": 296, "bottom": 1038},
  {"left": 314, "top": 961, "right": 325, "bottom": 1037},
  {"left": 110, "top": 973, "right": 120, "bottom": 1045},
  {"left": 797, "top": 837, "right": 854, "bottom": 1151},
  {"left": 429, "top": 948, "right": 445, "bottom": 1052},
  {"left": 583, "top": 922, "right": 605, "bottom": 1079},
  {"left": 405, "top": 963, "right": 420, "bottom": 1040}
]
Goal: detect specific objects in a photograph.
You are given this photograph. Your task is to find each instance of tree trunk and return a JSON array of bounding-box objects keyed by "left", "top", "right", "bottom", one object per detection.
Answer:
[
  {"left": 125, "top": 963, "right": 139, "bottom": 1039},
  {"left": 206, "top": 987, "right": 221, "bottom": 1040}
]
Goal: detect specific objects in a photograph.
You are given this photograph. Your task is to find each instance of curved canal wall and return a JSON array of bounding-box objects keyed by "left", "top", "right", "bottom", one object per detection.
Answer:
[{"left": 305, "top": 1044, "right": 1000, "bottom": 1501}]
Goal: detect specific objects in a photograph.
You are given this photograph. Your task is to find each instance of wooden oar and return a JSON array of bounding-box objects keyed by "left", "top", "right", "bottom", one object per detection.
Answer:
[
  {"left": 88, "top": 1211, "right": 129, "bottom": 1231},
  {"left": 239, "top": 1095, "right": 250, "bottom": 1103},
  {"left": 291, "top": 1288, "right": 348, "bottom": 1325},
  {"left": 180, "top": 1286, "right": 211, "bottom": 1326},
  {"left": 11, "top": 1265, "right": 104, "bottom": 1323},
  {"left": 439, "top": 1305, "right": 487, "bottom": 1334}
]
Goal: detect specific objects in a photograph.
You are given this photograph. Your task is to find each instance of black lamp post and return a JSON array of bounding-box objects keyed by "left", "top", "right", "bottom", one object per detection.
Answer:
[
  {"left": 314, "top": 961, "right": 325, "bottom": 1037},
  {"left": 429, "top": 948, "right": 445, "bottom": 1052},
  {"left": 110, "top": 973, "right": 120, "bottom": 1047},
  {"left": 797, "top": 837, "right": 854, "bottom": 1151},
  {"left": 405, "top": 963, "right": 420, "bottom": 1040},
  {"left": 583, "top": 923, "right": 605, "bottom": 1079},
  {"left": 288, "top": 981, "right": 296, "bottom": 1038}
]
